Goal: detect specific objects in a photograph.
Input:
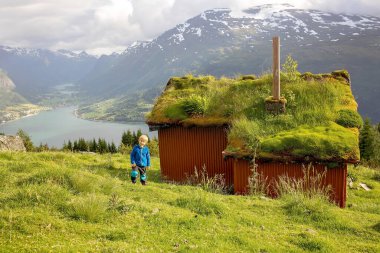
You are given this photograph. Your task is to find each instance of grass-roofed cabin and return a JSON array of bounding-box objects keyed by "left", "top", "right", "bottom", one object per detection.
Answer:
[{"left": 146, "top": 70, "right": 361, "bottom": 207}]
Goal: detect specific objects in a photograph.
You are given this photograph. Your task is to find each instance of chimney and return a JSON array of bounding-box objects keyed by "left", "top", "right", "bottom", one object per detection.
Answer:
[
  {"left": 272, "top": 36, "right": 280, "bottom": 100},
  {"left": 265, "top": 36, "right": 286, "bottom": 114}
]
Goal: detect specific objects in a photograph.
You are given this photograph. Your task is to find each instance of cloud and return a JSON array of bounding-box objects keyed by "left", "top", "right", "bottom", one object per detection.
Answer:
[{"left": 0, "top": 0, "right": 378, "bottom": 55}]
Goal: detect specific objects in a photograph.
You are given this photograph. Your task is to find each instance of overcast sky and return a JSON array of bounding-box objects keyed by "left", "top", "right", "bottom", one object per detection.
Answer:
[{"left": 0, "top": 0, "right": 379, "bottom": 55}]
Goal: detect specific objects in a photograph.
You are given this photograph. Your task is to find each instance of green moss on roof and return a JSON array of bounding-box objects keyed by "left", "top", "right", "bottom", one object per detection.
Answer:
[{"left": 146, "top": 71, "right": 361, "bottom": 163}]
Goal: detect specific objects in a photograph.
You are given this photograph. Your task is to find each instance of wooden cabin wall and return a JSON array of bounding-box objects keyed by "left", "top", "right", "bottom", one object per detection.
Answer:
[
  {"left": 158, "top": 126, "right": 234, "bottom": 185},
  {"left": 233, "top": 159, "right": 347, "bottom": 208}
]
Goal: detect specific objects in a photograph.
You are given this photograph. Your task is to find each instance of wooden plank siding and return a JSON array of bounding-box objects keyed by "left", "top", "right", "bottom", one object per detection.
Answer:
[
  {"left": 233, "top": 159, "right": 347, "bottom": 208},
  {"left": 158, "top": 126, "right": 234, "bottom": 184},
  {"left": 157, "top": 126, "right": 347, "bottom": 207}
]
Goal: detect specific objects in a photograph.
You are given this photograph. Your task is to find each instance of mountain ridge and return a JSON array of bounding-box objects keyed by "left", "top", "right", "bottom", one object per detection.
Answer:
[
  {"left": 0, "top": 45, "right": 98, "bottom": 101},
  {"left": 78, "top": 4, "right": 380, "bottom": 121},
  {"left": 0, "top": 4, "right": 379, "bottom": 121}
]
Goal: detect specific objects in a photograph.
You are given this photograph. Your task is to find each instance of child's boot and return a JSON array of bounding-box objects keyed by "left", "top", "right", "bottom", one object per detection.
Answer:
[
  {"left": 140, "top": 174, "right": 147, "bottom": 185},
  {"left": 131, "top": 168, "right": 138, "bottom": 184}
]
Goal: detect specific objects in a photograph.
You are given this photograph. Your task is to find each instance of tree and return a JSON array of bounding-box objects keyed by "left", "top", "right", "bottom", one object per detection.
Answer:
[
  {"left": 78, "top": 138, "right": 88, "bottom": 152},
  {"left": 133, "top": 129, "right": 143, "bottom": 146},
  {"left": 73, "top": 140, "right": 79, "bottom": 152},
  {"left": 122, "top": 130, "right": 134, "bottom": 146},
  {"left": 16, "top": 129, "right": 34, "bottom": 151},
  {"left": 109, "top": 141, "right": 117, "bottom": 153},
  {"left": 67, "top": 140, "right": 73, "bottom": 152},
  {"left": 98, "top": 138, "right": 108, "bottom": 154},
  {"left": 37, "top": 143, "right": 49, "bottom": 152},
  {"left": 148, "top": 137, "right": 159, "bottom": 157},
  {"left": 89, "top": 139, "right": 97, "bottom": 152},
  {"left": 132, "top": 132, "right": 137, "bottom": 146},
  {"left": 359, "top": 118, "right": 374, "bottom": 160}
]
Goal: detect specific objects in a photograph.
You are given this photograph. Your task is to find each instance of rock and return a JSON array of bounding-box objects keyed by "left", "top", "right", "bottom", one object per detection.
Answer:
[
  {"left": 306, "top": 228, "right": 317, "bottom": 235},
  {"left": 359, "top": 183, "right": 371, "bottom": 191},
  {"left": 0, "top": 135, "right": 26, "bottom": 151},
  {"left": 348, "top": 177, "right": 354, "bottom": 188}
]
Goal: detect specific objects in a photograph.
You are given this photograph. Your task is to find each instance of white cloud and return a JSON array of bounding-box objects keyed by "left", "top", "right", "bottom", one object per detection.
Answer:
[{"left": 0, "top": 0, "right": 378, "bottom": 55}]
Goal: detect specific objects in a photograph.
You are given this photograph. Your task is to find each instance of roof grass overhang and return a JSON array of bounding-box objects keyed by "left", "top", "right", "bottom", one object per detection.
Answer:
[{"left": 146, "top": 70, "right": 361, "bottom": 163}]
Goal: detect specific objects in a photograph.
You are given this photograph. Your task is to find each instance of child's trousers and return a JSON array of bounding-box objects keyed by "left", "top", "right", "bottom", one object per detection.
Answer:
[{"left": 131, "top": 166, "right": 147, "bottom": 185}]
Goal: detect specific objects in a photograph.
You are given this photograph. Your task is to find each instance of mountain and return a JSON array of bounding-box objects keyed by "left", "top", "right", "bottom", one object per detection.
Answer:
[
  {"left": 0, "top": 69, "right": 15, "bottom": 90},
  {"left": 79, "top": 4, "right": 380, "bottom": 122},
  {"left": 0, "top": 69, "right": 49, "bottom": 123},
  {"left": 0, "top": 69, "right": 28, "bottom": 108},
  {"left": 0, "top": 46, "right": 97, "bottom": 101}
]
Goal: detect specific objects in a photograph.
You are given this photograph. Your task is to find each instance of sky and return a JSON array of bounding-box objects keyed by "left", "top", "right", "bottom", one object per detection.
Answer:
[{"left": 0, "top": 0, "right": 379, "bottom": 55}]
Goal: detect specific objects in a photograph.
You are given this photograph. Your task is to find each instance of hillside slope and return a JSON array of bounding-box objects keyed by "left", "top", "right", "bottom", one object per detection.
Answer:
[
  {"left": 0, "top": 69, "right": 48, "bottom": 123},
  {"left": 0, "top": 152, "right": 379, "bottom": 252},
  {"left": 0, "top": 46, "right": 97, "bottom": 100}
]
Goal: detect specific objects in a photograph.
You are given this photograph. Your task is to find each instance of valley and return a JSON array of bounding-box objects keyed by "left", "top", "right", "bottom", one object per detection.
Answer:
[{"left": 0, "top": 4, "right": 379, "bottom": 123}]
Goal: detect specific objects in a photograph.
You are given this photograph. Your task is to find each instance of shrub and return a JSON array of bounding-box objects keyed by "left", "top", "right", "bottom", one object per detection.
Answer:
[
  {"left": 240, "top": 75, "right": 256, "bottom": 80},
  {"left": 181, "top": 94, "right": 207, "bottom": 116},
  {"left": 118, "top": 143, "right": 132, "bottom": 155},
  {"left": 335, "top": 109, "right": 363, "bottom": 128},
  {"left": 282, "top": 54, "right": 300, "bottom": 82},
  {"left": 16, "top": 129, "right": 34, "bottom": 151},
  {"left": 148, "top": 137, "right": 159, "bottom": 157}
]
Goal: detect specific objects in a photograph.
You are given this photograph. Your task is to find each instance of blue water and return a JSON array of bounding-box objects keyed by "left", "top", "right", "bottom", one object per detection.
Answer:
[{"left": 0, "top": 107, "right": 155, "bottom": 148}]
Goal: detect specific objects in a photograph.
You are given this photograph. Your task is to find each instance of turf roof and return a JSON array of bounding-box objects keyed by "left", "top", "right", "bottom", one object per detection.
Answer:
[{"left": 146, "top": 70, "right": 361, "bottom": 163}]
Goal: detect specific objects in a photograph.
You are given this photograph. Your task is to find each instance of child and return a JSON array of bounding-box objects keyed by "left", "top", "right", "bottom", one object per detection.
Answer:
[{"left": 130, "top": 134, "right": 150, "bottom": 185}]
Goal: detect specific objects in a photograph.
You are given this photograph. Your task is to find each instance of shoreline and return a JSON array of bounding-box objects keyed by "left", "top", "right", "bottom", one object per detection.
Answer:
[
  {"left": 74, "top": 108, "right": 146, "bottom": 125},
  {"left": 0, "top": 107, "right": 51, "bottom": 125}
]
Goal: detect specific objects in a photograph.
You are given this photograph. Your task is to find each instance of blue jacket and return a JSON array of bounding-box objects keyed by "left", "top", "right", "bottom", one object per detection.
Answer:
[{"left": 130, "top": 145, "right": 150, "bottom": 167}]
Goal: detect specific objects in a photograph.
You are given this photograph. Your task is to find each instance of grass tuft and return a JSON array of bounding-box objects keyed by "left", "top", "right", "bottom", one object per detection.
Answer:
[
  {"left": 171, "top": 191, "right": 225, "bottom": 217},
  {"left": 66, "top": 193, "right": 108, "bottom": 222}
]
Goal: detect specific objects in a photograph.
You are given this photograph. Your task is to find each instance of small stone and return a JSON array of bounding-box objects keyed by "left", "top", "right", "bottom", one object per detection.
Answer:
[
  {"left": 348, "top": 178, "right": 354, "bottom": 188},
  {"left": 359, "top": 183, "right": 371, "bottom": 191},
  {"left": 260, "top": 225, "right": 265, "bottom": 230},
  {"left": 152, "top": 208, "right": 159, "bottom": 215},
  {"left": 306, "top": 228, "right": 317, "bottom": 235}
]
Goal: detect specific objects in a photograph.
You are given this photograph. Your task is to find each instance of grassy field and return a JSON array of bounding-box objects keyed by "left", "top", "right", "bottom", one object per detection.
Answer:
[{"left": 0, "top": 152, "right": 379, "bottom": 252}]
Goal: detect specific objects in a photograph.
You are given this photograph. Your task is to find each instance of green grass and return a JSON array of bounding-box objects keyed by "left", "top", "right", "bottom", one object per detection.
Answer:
[{"left": 0, "top": 152, "right": 379, "bottom": 252}]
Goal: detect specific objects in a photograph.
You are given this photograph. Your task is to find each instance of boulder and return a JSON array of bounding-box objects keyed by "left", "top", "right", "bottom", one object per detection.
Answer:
[{"left": 0, "top": 135, "right": 26, "bottom": 151}]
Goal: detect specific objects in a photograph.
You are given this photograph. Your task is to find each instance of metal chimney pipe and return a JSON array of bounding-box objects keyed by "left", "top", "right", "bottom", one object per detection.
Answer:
[{"left": 272, "top": 36, "right": 280, "bottom": 100}]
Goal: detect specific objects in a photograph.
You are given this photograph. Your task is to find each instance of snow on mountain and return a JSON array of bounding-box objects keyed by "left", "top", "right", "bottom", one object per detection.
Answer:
[
  {"left": 79, "top": 4, "right": 380, "bottom": 121},
  {"left": 118, "top": 3, "right": 379, "bottom": 56},
  {"left": 0, "top": 46, "right": 42, "bottom": 57}
]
